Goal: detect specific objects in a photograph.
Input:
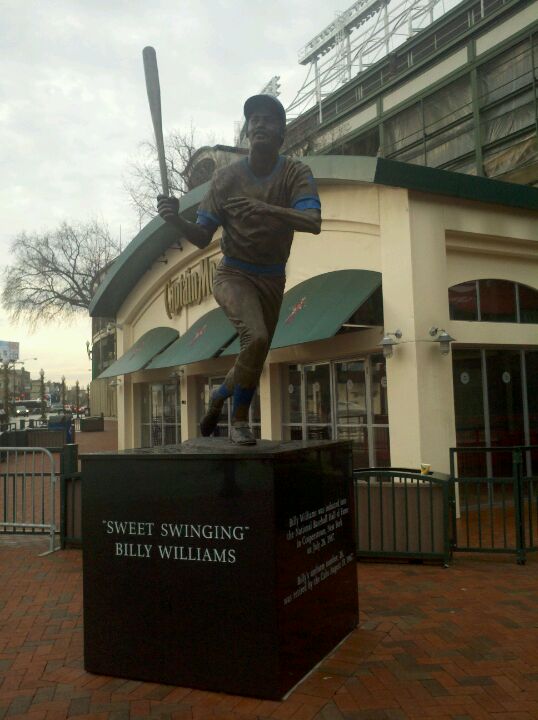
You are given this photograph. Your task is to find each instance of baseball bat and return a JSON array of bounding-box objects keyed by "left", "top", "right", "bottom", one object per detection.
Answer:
[{"left": 142, "top": 46, "right": 170, "bottom": 197}]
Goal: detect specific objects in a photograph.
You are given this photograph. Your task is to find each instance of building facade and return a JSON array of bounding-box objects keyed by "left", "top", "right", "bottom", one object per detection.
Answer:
[
  {"left": 283, "top": 0, "right": 538, "bottom": 186},
  {"left": 90, "top": 156, "right": 538, "bottom": 475}
]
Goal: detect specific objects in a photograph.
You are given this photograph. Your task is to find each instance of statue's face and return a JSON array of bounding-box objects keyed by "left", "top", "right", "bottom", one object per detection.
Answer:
[{"left": 247, "top": 110, "right": 283, "bottom": 150}]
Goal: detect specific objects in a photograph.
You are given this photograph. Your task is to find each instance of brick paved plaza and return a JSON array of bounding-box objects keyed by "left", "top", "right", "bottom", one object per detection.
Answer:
[
  {"left": 2, "top": 422, "right": 538, "bottom": 719},
  {"left": 2, "top": 534, "right": 538, "bottom": 720}
]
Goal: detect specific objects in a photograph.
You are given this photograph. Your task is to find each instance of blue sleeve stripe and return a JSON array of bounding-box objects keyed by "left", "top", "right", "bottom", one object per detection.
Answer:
[
  {"left": 196, "top": 210, "right": 221, "bottom": 229},
  {"left": 293, "top": 198, "right": 321, "bottom": 211}
]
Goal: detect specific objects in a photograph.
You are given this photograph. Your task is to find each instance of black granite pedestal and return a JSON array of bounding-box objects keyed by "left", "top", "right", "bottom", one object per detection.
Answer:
[{"left": 81, "top": 439, "right": 358, "bottom": 700}]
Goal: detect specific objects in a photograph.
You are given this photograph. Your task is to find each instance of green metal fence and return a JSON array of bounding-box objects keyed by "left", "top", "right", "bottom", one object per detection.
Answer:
[
  {"left": 60, "top": 444, "right": 81, "bottom": 548},
  {"left": 449, "top": 445, "right": 538, "bottom": 565},
  {"left": 353, "top": 468, "right": 453, "bottom": 566}
]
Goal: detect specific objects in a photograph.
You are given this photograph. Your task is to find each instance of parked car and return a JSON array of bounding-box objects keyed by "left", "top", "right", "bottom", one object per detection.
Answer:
[{"left": 15, "top": 405, "right": 29, "bottom": 417}]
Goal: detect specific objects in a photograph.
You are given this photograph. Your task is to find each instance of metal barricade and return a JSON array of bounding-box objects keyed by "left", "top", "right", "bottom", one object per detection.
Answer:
[{"left": 0, "top": 447, "right": 59, "bottom": 554}]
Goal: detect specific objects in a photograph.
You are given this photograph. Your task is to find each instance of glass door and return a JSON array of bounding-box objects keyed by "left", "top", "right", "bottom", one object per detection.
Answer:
[
  {"left": 486, "top": 349, "right": 524, "bottom": 476},
  {"left": 304, "top": 363, "right": 332, "bottom": 440},
  {"left": 139, "top": 382, "right": 181, "bottom": 447},
  {"left": 335, "top": 360, "right": 368, "bottom": 467},
  {"left": 281, "top": 365, "right": 303, "bottom": 441},
  {"left": 370, "top": 354, "right": 391, "bottom": 467},
  {"left": 150, "top": 385, "right": 163, "bottom": 446},
  {"left": 163, "top": 383, "right": 180, "bottom": 445},
  {"left": 281, "top": 356, "right": 390, "bottom": 468},
  {"left": 452, "top": 348, "right": 535, "bottom": 477}
]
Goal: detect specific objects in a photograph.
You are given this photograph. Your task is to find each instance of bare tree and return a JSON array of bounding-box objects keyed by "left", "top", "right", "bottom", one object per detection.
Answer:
[
  {"left": 1, "top": 220, "right": 122, "bottom": 326},
  {"left": 124, "top": 124, "right": 200, "bottom": 226}
]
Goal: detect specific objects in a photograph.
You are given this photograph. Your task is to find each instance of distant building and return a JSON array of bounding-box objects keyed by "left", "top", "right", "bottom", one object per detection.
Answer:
[
  {"left": 0, "top": 367, "right": 31, "bottom": 400},
  {"left": 283, "top": 0, "right": 538, "bottom": 186}
]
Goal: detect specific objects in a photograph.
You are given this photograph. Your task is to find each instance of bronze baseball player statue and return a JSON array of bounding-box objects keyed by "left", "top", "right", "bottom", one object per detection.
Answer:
[{"left": 158, "top": 94, "right": 321, "bottom": 445}]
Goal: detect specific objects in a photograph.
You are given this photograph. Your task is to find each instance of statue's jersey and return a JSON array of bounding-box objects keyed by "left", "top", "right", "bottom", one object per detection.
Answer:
[{"left": 196, "top": 156, "right": 321, "bottom": 267}]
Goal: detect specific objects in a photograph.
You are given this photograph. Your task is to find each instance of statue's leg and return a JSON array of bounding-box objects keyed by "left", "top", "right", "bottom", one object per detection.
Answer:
[{"left": 207, "top": 267, "right": 284, "bottom": 443}]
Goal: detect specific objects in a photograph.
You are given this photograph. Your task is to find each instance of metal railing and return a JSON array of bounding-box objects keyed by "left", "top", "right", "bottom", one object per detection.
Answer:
[
  {"left": 353, "top": 468, "right": 453, "bottom": 566},
  {"left": 0, "top": 447, "right": 59, "bottom": 554},
  {"left": 449, "top": 445, "right": 538, "bottom": 564}
]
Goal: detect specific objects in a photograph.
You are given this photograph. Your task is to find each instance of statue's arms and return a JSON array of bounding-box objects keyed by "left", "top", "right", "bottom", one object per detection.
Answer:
[
  {"left": 223, "top": 197, "right": 321, "bottom": 235},
  {"left": 157, "top": 195, "right": 213, "bottom": 249}
]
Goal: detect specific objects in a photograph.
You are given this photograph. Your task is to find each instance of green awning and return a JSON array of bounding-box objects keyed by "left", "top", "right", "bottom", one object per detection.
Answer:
[
  {"left": 223, "top": 269, "right": 381, "bottom": 355},
  {"left": 98, "top": 326, "right": 179, "bottom": 378},
  {"left": 272, "top": 270, "right": 381, "bottom": 348},
  {"left": 146, "top": 307, "right": 237, "bottom": 369}
]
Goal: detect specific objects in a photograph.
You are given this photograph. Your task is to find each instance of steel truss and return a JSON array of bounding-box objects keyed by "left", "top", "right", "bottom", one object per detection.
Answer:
[{"left": 288, "top": 0, "right": 458, "bottom": 120}]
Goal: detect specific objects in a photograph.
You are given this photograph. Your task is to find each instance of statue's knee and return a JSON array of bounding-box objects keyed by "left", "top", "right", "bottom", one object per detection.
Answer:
[{"left": 249, "top": 331, "right": 269, "bottom": 357}]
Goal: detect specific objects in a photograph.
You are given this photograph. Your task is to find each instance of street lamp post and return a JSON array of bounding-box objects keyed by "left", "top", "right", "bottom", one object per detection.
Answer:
[
  {"left": 2, "top": 363, "right": 9, "bottom": 416},
  {"left": 61, "top": 375, "right": 66, "bottom": 411},
  {"left": 76, "top": 380, "right": 80, "bottom": 418},
  {"left": 40, "top": 369, "right": 46, "bottom": 422}
]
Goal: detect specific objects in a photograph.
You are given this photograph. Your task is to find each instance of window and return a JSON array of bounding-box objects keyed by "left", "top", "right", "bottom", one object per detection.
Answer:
[
  {"left": 448, "top": 281, "right": 478, "bottom": 321},
  {"left": 339, "top": 128, "right": 379, "bottom": 157},
  {"left": 519, "top": 284, "right": 538, "bottom": 324},
  {"left": 480, "top": 279, "right": 516, "bottom": 323},
  {"left": 423, "top": 76, "right": 472, "bottom": 135},
  {"left": 449, "top": 280, "right": 538, "bottom": 324},
  {"left": 425, "top": 118, "right": 474, "bottom": 167},
  {"left": 481, "top": 89, "right": 535, "bottom": 146},
  {"left": 478, "top": 40, "right": 533, "bottom": 107},
  {"left": 385, "top": 102, "right": 422, "bottom": 155}
]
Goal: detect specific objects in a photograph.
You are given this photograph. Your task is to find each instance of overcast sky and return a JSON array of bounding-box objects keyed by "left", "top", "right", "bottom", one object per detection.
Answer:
[{"left": 0, "top": 0, "right": 460, "bottom": 386}]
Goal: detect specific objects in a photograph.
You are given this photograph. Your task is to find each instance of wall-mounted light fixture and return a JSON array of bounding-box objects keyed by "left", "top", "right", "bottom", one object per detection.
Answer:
[
  {"left": 106, "top": 322, "right": 124, "bottom": 335},
  {"left": 429, "top": 327, "right": 455, "bottom": 356},
  {"left": 380, "top": 329, "right": 402, "bottom": 359},
  {"left": 108, "top": 378, "right": 123, "bottom": 388},
  {"left": 169, "top": 368, "right": 184, "bottom": 379}
]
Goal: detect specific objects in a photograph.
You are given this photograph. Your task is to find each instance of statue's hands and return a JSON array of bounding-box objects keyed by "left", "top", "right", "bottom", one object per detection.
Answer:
[
  {"left": 157, "top": 195, "right": 180, "bottom": 225},
  {"left": 223, "top": 196, "right": 273, "bottom": 221}
]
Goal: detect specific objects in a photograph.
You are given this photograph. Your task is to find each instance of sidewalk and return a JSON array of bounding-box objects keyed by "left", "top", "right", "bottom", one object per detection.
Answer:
[{"left": 1, "top": 535, "right": 538, "bottom": 720}]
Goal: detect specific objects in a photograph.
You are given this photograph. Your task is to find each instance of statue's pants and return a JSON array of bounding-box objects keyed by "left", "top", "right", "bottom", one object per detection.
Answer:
[{"left": 213, "top": 265, "right": 285, "bottom": 423}]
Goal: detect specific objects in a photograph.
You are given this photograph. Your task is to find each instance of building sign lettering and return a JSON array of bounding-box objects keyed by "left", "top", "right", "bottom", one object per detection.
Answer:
[{"left": 164, "top": 254, "right": 220, "bottom": 318}]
